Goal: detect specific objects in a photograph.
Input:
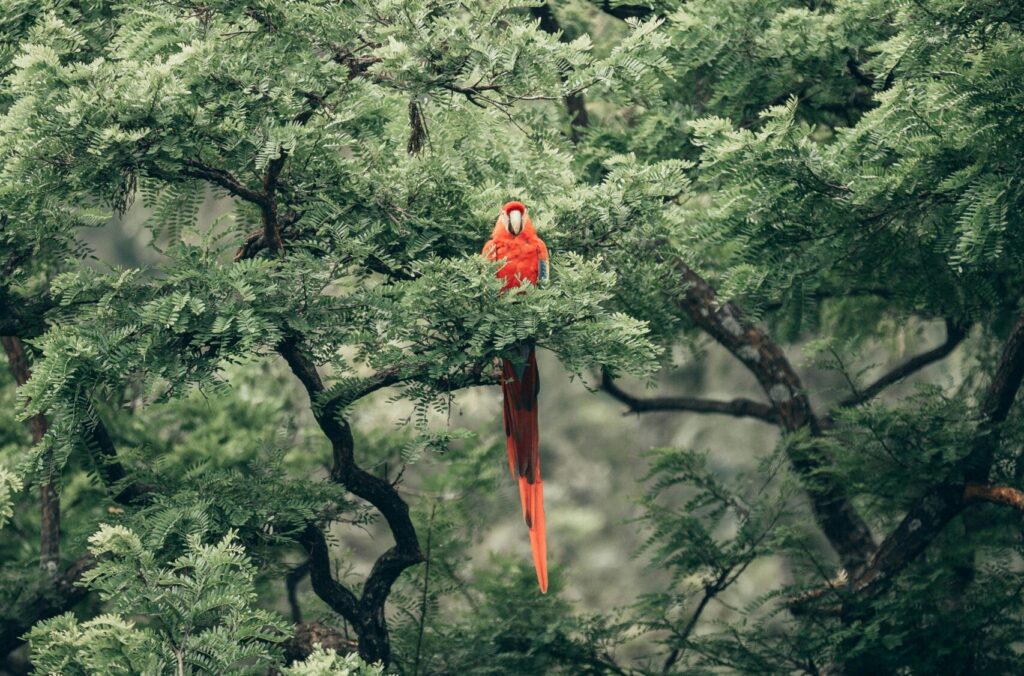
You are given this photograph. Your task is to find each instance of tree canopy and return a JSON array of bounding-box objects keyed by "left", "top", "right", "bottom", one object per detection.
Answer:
[{"left": 2, "top": 0, "right": 1023, "bottom": 673}]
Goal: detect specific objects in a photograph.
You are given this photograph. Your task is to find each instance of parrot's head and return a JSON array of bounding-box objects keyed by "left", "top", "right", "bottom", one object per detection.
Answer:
[{"left": 499, "top": 201, "right": 528, "bottom": 237}]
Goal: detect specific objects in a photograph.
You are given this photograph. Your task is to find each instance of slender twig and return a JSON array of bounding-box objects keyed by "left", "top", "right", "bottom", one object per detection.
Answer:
[{"left": 412, "top": 505, "right": 437, "bottom": 676}]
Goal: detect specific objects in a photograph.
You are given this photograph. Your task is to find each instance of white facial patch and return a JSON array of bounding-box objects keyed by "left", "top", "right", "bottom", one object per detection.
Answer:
[
  {"left": 499, "top": 212, "right": 510, "bottom": 229},
  {"left": 508, "top": 209, "right": 523, "bottom": 235}
]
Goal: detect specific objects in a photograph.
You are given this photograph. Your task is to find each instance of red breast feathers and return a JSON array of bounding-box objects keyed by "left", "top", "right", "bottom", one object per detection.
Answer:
[{"left": 482, "top": 201, "right": 549, "bottom": 290}]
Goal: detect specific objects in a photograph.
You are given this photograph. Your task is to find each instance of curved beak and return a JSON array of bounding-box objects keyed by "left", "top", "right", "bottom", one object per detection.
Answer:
[{"left": 507, "top": 209, "right": 523, "bottom": 236}]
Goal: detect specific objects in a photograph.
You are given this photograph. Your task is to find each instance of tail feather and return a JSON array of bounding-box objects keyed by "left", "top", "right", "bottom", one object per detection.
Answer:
[{"left": 502, "top": 349, "right": 548, "bottom": 593}]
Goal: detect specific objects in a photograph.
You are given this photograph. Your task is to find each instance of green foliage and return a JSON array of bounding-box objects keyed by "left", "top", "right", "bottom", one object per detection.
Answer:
[
  {"left": 0, "top": 467, "right": 21, "bottom": 530},
  {"left": 2, "top": 0, "right": 1024, "bottom": 673},
  {"left": 27, "top": 527, "right": 290, "bottom": 674},
  {"left": 282, "top": 647, "right": 384, "bottom": 676},
  {"left": 393, "top": 555, "right": 630, "bottom": 675}
]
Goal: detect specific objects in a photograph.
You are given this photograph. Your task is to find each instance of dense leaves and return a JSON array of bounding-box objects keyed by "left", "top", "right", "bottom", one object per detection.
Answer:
[{"left": 2, "top": 0, "right": 1024, "bottom": 673}]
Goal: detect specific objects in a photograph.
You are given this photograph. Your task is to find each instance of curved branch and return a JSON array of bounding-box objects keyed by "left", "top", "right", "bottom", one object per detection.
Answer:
[
  {"left": 299, "top": 524, "right": 360, "bottom": 623},
  {"left": 278, "top": 338, "right": 422, "bottom": 666},
  {"left": 672, "top": 256, "right": 877, "bottom": 574},
  {"left": 600, "top": 369, "right": 779, "bottom": 424},
  {"left": 964, "top": 484, "right": 1024, "bottom": 512},
  {"left": 595, "top": 1, "right": 655, "bottom": 20},
  {"left": 833, "top": 319, "right": 967, "bottom": 411},
  {"left": 286, "top": 560, "right": 310, "bottom": 624},
  {"left": 180, "top": 159, "right": 267, "bottom": 206},
  {"left": 852, "top": 312, "right": 1024, "bottom": 599}
]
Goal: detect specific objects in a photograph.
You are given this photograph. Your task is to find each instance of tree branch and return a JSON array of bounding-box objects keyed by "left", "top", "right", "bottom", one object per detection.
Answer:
[
  {"left": 595, "top": 1, "right": 655, "bottom": 20},
  {"left": 600, "top": 369, "right": 779, "bottom": 424},
  {"left": 279, "top": 337, "right": 422, "bottom": 665},
  {"left": 964, "top": 483, "right": 1024, "bottom": 512},
  {"left": 845, "top": 56, "right": 876, "bottom": 88},
  {"left": 1, "top": 336, "right": 58, "bottom": 574},
  {"left": 831, "top": 318, "right": 967, "bottom": 411},
  {"left": 530, "top": 3, "right": 590, "bottom": 143},
  {"left": 85, "top": 413, "right": 149, "bottom": 505},
  {"left": 179, "top": 159, "right": 267, "bottom": 206},
  {"left": 286, "top": 560, "right": 310, "bottom": 624},
  {"left": 319, "top": 359, "right": 500, "bottom": 417},
  {"left": 299, "top": 524, "right": 361, "bottom": 623},
  {"left": 672, "top": 256, "right": 877, "bottom": 574},
  {"left": 261, "top": 150, "right": 288, "bottom": 255},
  {"left": 850, "top": 312, "right": 1024, "bottom": 599}
]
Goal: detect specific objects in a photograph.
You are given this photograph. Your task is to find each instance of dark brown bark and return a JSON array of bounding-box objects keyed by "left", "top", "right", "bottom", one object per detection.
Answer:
[
  {"left": 530, "top": 3, "right": 590, "bottom": 143},
  {"left": 963, "top": 483, "right": 1024, "bottom": 511},
  {"left": 1, "top": 336, "right": 58, "bottom": 574},
  {"left": 596, "top": 1, "right": 655, "bottom": 21},
  {"left": 851, "top": 312, "right": 1024, "bottom": 598},
  {"left": 279, "top": 338, "right": 422, "bottom": 666},
  {"left": 830, "top": 318, "right": 967, "bottom": 412},
  {"left": 180, "top": 120, "right": 432, "bottom": 663},
  {"left": 262, "top": 151, "right": 288, "bottom": 255},
  {"left": 601, "top": 369, "right": 779, "bottom": 423},
  {"left": 286, "top": 561, "right": 310, "bottom": 624},
  {"left": 672, "top": 257, "right": 877, "bottom": 575}
]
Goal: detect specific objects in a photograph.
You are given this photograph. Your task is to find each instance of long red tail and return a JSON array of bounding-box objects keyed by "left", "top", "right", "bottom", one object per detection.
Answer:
[{"left": 501, "top": 347, "right": 547, "bottom": 593}]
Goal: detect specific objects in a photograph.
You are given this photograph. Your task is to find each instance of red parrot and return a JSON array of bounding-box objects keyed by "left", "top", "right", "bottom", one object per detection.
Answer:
[{"left": 482, "top": 200, "right": 551, "bottom": 593}]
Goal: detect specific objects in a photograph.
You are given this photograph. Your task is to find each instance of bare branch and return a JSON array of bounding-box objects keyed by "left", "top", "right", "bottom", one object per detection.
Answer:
[
  {"left": 600, "top": 369, "right": 779, "bottom": 424},
  {"left": 286, "top": 560, "right": 310, "bottom": 624},
  {"left": 831, "top": 319, "right": 967, "bottom": 411},
  {"left": 179, "top": 159, "right": 267, "bottom": 206},
  {"left": 964, "top": 483, "right": 1024, "bottom": 512},
  {"left": 298, "top": 524, "right": 361, "bottom": 624},
  {"left": 278, "top": 337, "right": 423, "bottom": 665}
]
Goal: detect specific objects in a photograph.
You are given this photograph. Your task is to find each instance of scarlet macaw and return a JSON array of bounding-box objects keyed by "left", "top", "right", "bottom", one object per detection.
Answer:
[{"left": 482, "top": 200, "right": 551, "bottom": 593}]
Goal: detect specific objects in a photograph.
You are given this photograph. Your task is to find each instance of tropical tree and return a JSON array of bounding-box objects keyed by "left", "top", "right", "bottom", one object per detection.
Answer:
[{"left": 2, "top": 0, "right": 1023, "bottom": 673}]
